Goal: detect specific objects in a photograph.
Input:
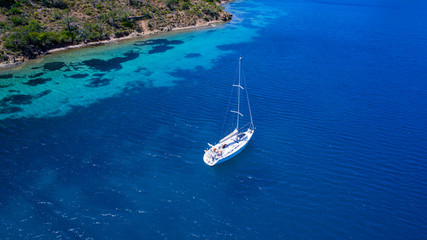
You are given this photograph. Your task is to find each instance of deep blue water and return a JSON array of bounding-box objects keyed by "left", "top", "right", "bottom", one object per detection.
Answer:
[{"left": 1, "top": 0, "right": 427, "bottom": 239}]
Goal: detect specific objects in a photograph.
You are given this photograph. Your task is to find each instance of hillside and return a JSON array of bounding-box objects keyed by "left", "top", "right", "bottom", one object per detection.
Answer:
[{"left": 0, "top": 0, "right": 232, "bottom": 66}]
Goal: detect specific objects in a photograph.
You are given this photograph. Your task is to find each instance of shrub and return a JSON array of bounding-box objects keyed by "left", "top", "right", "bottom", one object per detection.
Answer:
[
  {"left": 53, "top": 11, "right": 62, "bottom": 20},
  {"left": 10, "top": 16, "right": 28, "bottom": 26},
  {"left": 166, "top": 0, "right": 178, "bottom": 10},
  {"left": 37, "top": 32, "right": 60, "bottom": 49},
  {"left": 114, "top": 30, "right": 129, "bottom": 38},
  {"left": 122, "top": 20, "right": 134, "bottom": 28},
  {"left": 0, "top": 22, "right": 8, "bottom": 29},
  {"left": 139, "top": 10, "right": 152, "bottom": 19},
  {"left": 10, "top": 7, "right": 22, "bottom": 15},
  {"left": 180, "top": 2, "right": 190, "bottom": 10},
  {"left": 59, "top": 30, "right": 76, "bottom": 43},
  {"left": 79, "top": 21, "right": 104, "bottom": 42},
  {"left": 202, "top": 6, "right": 219, "bottom": 18}
]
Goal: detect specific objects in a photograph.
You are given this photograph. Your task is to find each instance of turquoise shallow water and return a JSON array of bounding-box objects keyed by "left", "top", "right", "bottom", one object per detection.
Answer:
[
  {"left": 1, "top": 0, "right": 427, "bottom": 239},
  {"left": 0, "top": 1, "right": 270, "bottom": 120}
]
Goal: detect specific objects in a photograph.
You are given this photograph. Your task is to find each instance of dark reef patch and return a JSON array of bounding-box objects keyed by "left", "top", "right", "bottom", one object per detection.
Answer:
[
  {"left": 69, "top": 63, "right": 84, "bottom": 71},
  {"left": 169, "top": 65, "right": 205, "bottom": 79},
  {"left": 135, "top": 67, "right": 153, "bottom": 76},
  {"left": 185, "top": 53, "right": 201, "bottom": 58},
  {"left": 93, "top": 73, "right": 106, "bottom": 77},
  {"left": 149, "top": 45, "right": 174, "bottom": 54},
  {"left": 165, "top": 40, "right": 184, "bottom": 45},
  {"left": 29, "top": 72, "right": 45, "bottom": 78},
  {"left": 43, "top": 62, "right": 66, "bottom": 71},
  {"left": 82, "top": 51, "right": 139, "bottom": 71},
  {"left": 82, "top": 59, "right": 115, "bottom": 71},
  {"left": 135, "top": 66, "right": 147, "bottom": 72},
  {"left": 85, "top": 77, "right": 112, "bottom": 87},
  {"left": 134, "top": 39, "right": 184, "bottom": 54},
  {"left": 1, "top": 94, "right": 33, "bottom": 105},
  {"left": 35, "top": 90, "right": 52, "bottom": 98},
  {"left": 134, "top": 39, "right": 184, "bottom": 47},
  {"left": 0, "top": 90, "right": 51, "bottom": 115},
  {"left": 8, "top": 90, "right": 19, "bottom": 93},
  {"left": 66, "top": 73, "right": 89, "bottom": 79},
  {"left": 216, "top": 43, "right": 241, "bottom": 51},
  {"left": 0, "top": 84, "right": 11, "bottom": 88},
  {"left": 0, "top": 74, "right": 13, "bottom": 79},
  {"left": 24, "top": 77, "right": 52, "bottom": 86},
  {"left": 0, "top": 106, "right": 23, "bottom": 114}
]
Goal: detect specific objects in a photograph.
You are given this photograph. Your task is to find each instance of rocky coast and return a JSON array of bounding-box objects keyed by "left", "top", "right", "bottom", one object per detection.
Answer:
[{"left": 0, "top": 0, "right": 233, "bottom": 69}]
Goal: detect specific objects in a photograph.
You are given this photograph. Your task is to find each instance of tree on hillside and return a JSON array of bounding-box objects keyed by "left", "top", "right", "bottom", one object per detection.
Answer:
[{"left": 63, "top": 11, "right": 77, "bottom": 32}]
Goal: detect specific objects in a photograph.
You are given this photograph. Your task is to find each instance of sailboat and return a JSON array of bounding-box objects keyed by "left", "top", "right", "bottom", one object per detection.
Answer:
[{"left": 203, "top": 57, "right": 255, "bottom": 166}]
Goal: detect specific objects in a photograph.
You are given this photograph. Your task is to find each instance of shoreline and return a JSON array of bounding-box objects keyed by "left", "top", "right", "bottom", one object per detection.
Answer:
[
  {"left": 0, "top": 20, "right": 228, "bottom": 71},
  {"left": 47, "top": 20, "right": 227, "bottom": 54},
  {"left": 0, "top": 0, "right": 235, "bottom": 71}
]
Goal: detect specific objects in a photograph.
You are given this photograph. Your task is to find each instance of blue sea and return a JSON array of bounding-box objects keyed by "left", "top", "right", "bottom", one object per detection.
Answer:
[{"left": 1, "top": 0, "right": 427, "bottom": 239}]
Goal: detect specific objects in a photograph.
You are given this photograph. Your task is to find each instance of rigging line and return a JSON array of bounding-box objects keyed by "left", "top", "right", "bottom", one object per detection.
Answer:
[
  {"left": 242, "top": 66, "right": 254, "bottom": 129},
  {"left": 237, "top": 57, "right": 241, "bottom": 131},
  {"left": 238, "top": 122, "right": 251, "bottom": 132},
  {"left": 219, "top": 62, "right": 239, "bottom": 140}
]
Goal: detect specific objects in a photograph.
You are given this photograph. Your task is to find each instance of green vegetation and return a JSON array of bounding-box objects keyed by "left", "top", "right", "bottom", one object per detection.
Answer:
[{"left": 0, "top": 0, "right": 232, "bottom": 63}]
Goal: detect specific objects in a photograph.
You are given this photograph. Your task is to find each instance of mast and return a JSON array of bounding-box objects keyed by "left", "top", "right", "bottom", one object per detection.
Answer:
[
  {"left": 237, "top": 57, "right": 241, "bottom": 131},
  {"left": 231, "top": 57, "right": 244, "bottom": 131}
]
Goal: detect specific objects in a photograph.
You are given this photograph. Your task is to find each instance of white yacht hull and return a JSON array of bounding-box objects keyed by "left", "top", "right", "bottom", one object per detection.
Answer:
[{"left": 203, "top": 129, "right": 254, "bottom": 166}]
